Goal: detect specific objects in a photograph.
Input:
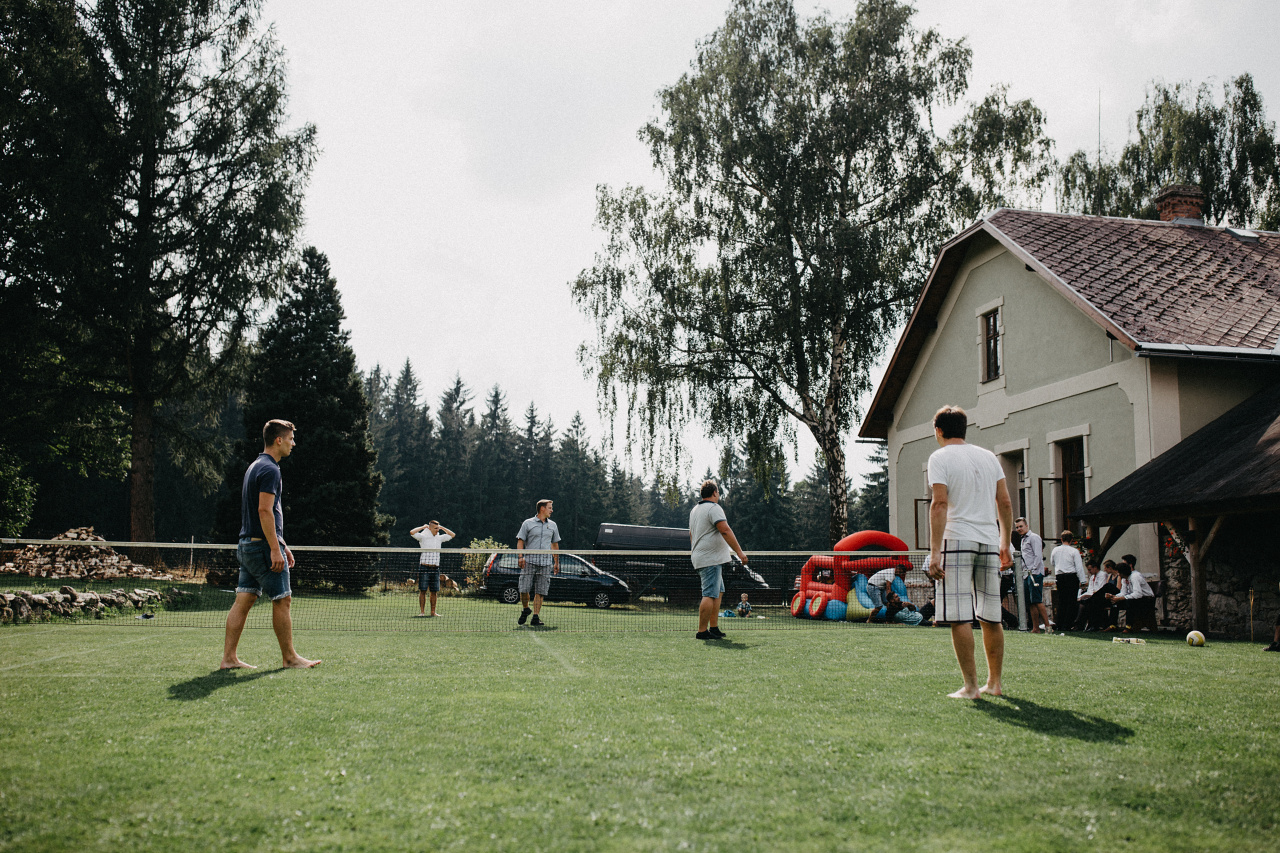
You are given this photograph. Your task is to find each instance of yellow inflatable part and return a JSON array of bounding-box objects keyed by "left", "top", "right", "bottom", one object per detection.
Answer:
[{"left": 845, "top": 590, "right": 873, "bottom": 620}]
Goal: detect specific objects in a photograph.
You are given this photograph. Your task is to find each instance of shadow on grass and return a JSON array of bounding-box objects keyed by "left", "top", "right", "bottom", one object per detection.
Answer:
[
  {"left": 973, "top": 694, "right": 1134, "bottom": 742},
  {"left": 168, "top": 668, "right": 275, "bottom": 701},
  {"left": 700, "top": 638, "right": 750, "bottom": 650}
]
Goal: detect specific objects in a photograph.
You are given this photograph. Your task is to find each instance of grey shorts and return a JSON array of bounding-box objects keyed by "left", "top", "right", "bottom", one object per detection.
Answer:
[{"left": 519, "top": 562, "right": 552, "bottom": 597}]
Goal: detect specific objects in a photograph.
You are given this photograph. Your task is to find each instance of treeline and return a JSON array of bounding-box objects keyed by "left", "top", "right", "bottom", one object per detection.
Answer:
[
  {"left": 17, "top": 244, "right": 887, "bottom": 549},
  {"left": 361, "top": 361, "right": 889, "bottom": 551}
]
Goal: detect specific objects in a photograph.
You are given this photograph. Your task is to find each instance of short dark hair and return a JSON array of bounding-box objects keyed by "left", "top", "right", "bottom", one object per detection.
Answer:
[
  {"left": 700, "top": 480, "right": 719, "bottom": 500},
  {"left": 1060, "top": 530, "right": 1075, "bottom": 543},
  {"left": 1014, "top": 516, "right": 1028, "bottom": 526},
  {"left": 1116, "top": 562, "right": 1133, "bottom": 576},
  {"left": 1103, "top": 559, "right": 1116, "bottom": 570},
  {"left": 263, "top": 419, "right": 295, "bottom": 447},
  {"left": 536, "top": 499, "right": 553, "bottom": 513},
  {"left": 1086, "top": 559, "right": 1099, "bottom": 568},
  {"left": 933, "top": 406, "right": 968, "bottom": 439},
  {"left": 1121, "top": 554, "right": 1137, "bottom": 567}
]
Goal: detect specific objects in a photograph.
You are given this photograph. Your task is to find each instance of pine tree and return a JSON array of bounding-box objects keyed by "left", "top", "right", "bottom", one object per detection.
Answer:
[
  {"left": 849, "top": 444, "right": 890, "bottom": 534},
  {"left": 381, "top": 360, "right": 434, "bottom": 541},
  {"left": 474, "top": 386, "right": 519, "bottom": 539},
  {"left": 222, "top": 247, "right": 388, "bottom": 590}
]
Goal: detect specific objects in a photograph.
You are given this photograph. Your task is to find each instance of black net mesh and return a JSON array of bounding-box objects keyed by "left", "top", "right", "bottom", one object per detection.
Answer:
[{"left": 0, "top": 540, "right": 955, "bottom": 632}]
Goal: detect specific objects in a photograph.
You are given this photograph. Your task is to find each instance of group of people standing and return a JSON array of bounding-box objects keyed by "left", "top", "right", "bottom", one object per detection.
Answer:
[{"left": 1016, "top": 519, "right": 1154, "bottom": 633}]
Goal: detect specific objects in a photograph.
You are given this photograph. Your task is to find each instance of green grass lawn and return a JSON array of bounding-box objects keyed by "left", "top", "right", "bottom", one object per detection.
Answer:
[{"left": 1, "top": 622, "right": 1276, "bottom": 852}]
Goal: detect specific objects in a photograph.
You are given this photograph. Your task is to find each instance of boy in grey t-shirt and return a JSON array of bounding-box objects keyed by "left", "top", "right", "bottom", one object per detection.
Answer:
[{"left": 689, "top": 480, "right": 748, "bottom": 640}]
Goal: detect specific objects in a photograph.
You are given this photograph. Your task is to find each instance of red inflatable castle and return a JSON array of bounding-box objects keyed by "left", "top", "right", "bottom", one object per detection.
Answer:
[{"left": 790, "top": 530, "right": 913, "bottom": 618}]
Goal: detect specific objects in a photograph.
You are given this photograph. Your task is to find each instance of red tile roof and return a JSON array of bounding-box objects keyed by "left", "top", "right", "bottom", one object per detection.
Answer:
[
  {"left": 986, "top": 209, "right": 1280, "bottom": 349},
  {"left": 859, "top": 210, "right": 1280, "bottom": 438}
]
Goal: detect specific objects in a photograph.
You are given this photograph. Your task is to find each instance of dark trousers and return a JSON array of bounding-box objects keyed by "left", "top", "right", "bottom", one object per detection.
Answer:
[
  {"left": 1075, "top": 582, "right": 1119, "bottom": 629},
  {"left": 1055, "top": 574, "right": 1080, "bottom": 631},
  {"left": 1109, "top": 596, "right": 1157, "bottom": 630}
]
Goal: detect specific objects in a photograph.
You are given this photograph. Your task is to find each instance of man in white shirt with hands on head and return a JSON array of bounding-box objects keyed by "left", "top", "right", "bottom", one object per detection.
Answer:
[
  {"left": 410, "top": 520, "right": 455, "bottom": 618},
  {"left": 926, "top": 405, "right": 1014, "bottom": 699}
]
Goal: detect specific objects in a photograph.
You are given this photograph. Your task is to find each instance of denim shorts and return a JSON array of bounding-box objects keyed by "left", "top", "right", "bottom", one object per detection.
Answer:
[
  {"left": 1024, "top": 573, "right": 1044, "bottom": 605},
  {"left": 697, "top": 563, "right": 727, "bottom": 599},
  {"left": 236, "top": 539, "right": 291, "bottom": 601},
  {"left": 417, "top": 567, "right": 440, "bottom": 592}
]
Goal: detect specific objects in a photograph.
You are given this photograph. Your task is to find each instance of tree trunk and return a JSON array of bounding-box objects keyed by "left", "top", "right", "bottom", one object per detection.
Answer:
[
  {"left": 816, "top": 428, "right": 848, "bottom": 548},
  {"left": 128, "top": 396, "right": 156, "bottom": 542}
]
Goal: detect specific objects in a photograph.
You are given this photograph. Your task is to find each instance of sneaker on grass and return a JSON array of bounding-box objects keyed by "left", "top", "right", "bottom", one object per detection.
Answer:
[
  {"left": 695, "top": 631, "right": 714, "bottom": 640},
  {"left": 518, "top": 607, "right": 531, "bottom": 626},
  {"left": 708, "top": 627, "right": 727, "bottom": 639},
  {"left": 530, "top": 614, "right": 544, "bottom": 627}
]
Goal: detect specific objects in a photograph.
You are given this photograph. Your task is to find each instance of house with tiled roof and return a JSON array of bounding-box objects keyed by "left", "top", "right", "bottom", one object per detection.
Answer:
[{"left": 859, "top": 185, "right": 1280, "bottom": 629}]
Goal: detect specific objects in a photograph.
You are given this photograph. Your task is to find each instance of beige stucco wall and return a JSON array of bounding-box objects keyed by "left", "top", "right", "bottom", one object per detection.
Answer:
[{"left": 883, "top": 232, "right": 1280, "bottom": 589}]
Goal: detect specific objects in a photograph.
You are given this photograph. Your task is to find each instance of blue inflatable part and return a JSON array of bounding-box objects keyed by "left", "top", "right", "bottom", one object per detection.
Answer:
[
  {"left": 852, "top": 573, "right": 875, "bottom": 609},
  {"left": 824, "top": 599, "right": 847, "bottom": 621},
  {"left": 891, "top": 576, "right": 909, "bottom": 601}
]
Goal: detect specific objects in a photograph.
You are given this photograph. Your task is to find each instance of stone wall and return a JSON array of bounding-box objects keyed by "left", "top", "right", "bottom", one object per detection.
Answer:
[{"left": 1157, "top": 515, "right": 1280, "bottom": 639}]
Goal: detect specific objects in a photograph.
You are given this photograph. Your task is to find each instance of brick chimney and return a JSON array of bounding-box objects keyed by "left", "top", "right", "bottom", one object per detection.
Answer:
[{"left": 1154, "top": 184, "right": 1205, "bottom": 223}]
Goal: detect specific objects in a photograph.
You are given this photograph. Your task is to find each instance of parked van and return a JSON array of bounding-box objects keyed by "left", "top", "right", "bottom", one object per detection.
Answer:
[{"left": 592, "top": 522, "right": 770, "bottom": 603}]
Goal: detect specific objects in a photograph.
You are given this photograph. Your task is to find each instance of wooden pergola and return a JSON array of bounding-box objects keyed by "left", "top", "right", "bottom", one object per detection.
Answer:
[{"left": 1072, "top": 382, "right": 1280, "bottom": 633}]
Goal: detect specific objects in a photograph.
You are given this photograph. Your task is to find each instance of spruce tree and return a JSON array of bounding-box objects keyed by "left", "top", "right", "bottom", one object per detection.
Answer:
[{"left": 224, "top": 247, "right": 389, "bottom": 590}]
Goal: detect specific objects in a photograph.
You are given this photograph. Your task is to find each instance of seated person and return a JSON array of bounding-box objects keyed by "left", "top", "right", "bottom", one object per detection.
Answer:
[
  {"left": 1105, "top": 561, "right": 1155, "bottom": 631},
  {"left": 866, "top": 565, "right": 908, "bottom": 609},
  {"left": 735, "top": 592, "right": 752, "bottom": 618},
  {"left": 883, "top": 590, "right": 924, "bottom": 626},
  {"left": 1072, "top": 559, "right": 1110, "bottom": 631}
]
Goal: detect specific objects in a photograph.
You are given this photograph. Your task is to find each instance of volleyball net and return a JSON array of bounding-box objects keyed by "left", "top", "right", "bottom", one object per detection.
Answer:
[{"left": 0, "top": 538, "right": 969, "bottom": 633}]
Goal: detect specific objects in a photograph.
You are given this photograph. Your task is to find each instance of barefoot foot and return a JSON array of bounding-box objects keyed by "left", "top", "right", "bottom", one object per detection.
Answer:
[
  {"left": 948, "top": 686, "right": 982, "bottom": 699},
  {"left": 219, "top": 659, "right": 256, "bottom": 670},
  {"left": 979, "top": 684, "right": 1003, "bottom": 697},
  {"left": 283, "top": 656, "right": 321, "bottom": 669}
]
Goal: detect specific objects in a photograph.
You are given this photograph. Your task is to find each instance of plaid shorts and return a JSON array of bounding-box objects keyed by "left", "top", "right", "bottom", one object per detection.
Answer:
[{"left": 936, "top": 539, "right": 1002, "bottom": 624}]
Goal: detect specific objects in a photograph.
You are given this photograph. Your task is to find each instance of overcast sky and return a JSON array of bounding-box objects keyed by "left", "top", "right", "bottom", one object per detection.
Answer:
[{"left": 261, "top": 0, "right": 1280, "bottom": 488}]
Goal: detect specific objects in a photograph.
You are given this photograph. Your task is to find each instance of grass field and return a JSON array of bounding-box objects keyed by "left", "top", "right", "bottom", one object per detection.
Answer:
[{"left": 1, "top": 621, "right": 1276, "bottom": 852}]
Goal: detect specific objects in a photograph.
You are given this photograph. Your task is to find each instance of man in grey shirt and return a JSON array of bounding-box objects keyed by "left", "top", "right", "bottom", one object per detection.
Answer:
[
  {"left": 516, "top": 499, "right": 560, "bottom": 627},
  {"left": 689, "top": 480, "right": 748, "bottom": 640}
]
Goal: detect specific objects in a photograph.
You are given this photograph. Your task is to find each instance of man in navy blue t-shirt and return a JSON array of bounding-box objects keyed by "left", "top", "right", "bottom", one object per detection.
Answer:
[{"left": 220, "top": 419, "right": 320, "bottom": 670}]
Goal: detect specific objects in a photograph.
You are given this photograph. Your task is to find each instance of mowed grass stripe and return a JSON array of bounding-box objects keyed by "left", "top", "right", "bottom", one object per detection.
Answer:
[{"left": 0, "top": 625, "right": 1275, "bottom": 852}]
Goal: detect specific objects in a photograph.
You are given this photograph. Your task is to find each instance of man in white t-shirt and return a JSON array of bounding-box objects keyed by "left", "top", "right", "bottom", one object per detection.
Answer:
[
  {"left": 925, "top": 405, "right": 1014, "bottom": 699},
  {"left": 410, "top": 520, "right": 455, "bottom": 617},
  {"left": 867, "top": 565, "right": 909, "bottom": 611}
]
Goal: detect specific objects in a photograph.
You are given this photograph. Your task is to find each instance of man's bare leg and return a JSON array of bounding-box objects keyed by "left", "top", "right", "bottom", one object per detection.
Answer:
[
  {"left": 978, "top": 619, "right": 1004, "bottom": 696},
  {"left": 271, "top": 596, "right": 320, "bottom": 668},
  {"left": 698, "top": 596, "right": 716, "bottom": 632},
  {"left": 532, "top": 593, "right": 543, "bottom": 616},
  {"left": 948, "top": 622, "right": 981, "bottom": 698},
  {"left": 221, "top": 592, "right": 259, "bottom": 669},
  {"left": 418, "top": 589, "right": 427, "bottom": 616},
  {"left": 709, "top": 594, "right": 722, "bottom": 630},
  {"left": 430, "top": 589, "right": 438, "bottom": 617}
]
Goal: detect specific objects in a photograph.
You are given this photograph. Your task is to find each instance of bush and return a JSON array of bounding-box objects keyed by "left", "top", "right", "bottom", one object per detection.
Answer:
[{"left": 465, "top": 537, "right": 507, "bottom": 591}]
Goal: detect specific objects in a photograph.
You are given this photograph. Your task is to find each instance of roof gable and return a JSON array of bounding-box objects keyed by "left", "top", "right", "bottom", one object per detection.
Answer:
[{"left": 860, "top": 210, "right": 1280, "bottom": 439}]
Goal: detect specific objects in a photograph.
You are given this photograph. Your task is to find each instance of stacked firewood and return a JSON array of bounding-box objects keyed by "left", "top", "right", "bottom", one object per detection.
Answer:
[{"left": 0, "top": 527, "right": 174, "bottom": 581}]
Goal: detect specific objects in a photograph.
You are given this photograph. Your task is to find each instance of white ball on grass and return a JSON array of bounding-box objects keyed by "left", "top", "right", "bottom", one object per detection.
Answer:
[{"left": 1186, "top": 630, "right": 1206, "bottom": 647}]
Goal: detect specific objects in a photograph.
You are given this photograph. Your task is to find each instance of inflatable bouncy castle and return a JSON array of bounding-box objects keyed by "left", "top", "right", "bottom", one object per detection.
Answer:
[{"left": 791, "top": 530, "right": 912, "bottom": 621}]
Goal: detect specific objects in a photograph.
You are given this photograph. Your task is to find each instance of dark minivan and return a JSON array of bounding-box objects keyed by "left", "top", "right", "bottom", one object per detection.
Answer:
[{"left": 592, "top": 523, "right": 769, "bottom": 603}]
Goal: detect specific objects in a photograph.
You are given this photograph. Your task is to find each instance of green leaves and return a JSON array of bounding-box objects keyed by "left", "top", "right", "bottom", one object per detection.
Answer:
[
  {"left": 1058, "top": 74, "right": 1280, "bottom": 229},
  {"left": 575, "top": 0, "right": 1051, "bottom": 543}
]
